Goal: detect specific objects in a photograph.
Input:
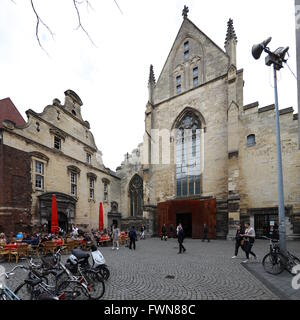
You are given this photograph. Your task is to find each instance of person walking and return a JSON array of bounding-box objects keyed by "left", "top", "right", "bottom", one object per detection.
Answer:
[
  {"left": 202, "top": 223, "right": 210, "bottom": 242},
  {"left": 161, "top": 224, "right": 167, "bottom": 241},
  {"left": 177, "top": 224, "right": 186, "bottom": 254},
  {"left": 112, "top": 223, "right": 120, "bottom": 250},
  {"left": 140, "top": 224, "right": 145, "bottom": 240},
  {"left": 241, "top": 222, "right": 257, "bottom": 263},
  {"left": 129, "top": 226, "right": 137, "bottom": 250},
  {"left": 232, "top": 224, "right": 244, "bottom": 258}
]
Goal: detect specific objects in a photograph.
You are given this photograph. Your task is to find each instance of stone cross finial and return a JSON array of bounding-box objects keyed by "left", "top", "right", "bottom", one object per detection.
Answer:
[{"left": 182, "top": 5, "right": 189, "bottom": 19}]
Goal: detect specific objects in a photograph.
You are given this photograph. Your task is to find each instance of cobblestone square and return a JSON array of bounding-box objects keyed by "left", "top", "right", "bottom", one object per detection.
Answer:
[{"left": 2, "top": 238, "right": 300, "bottom": 300}]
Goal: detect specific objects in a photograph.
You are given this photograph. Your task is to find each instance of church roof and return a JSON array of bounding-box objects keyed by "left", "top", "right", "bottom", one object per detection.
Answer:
[{"left": 0, "top": 97, "right": 26, "bottom": 128}]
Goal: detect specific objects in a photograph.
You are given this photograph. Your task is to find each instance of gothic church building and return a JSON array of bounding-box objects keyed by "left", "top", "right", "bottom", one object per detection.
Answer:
[{"left": 1, "top": 7, "right": 300, "bottom": 239}]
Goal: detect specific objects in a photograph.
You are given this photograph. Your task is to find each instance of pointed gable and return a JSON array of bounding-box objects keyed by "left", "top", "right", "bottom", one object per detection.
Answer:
[
  {"left": 153, "top": 17, "right": 229, "bottom": 105},
  {"left": 0, "top": 98, "right": 26, "bottom": 128}
]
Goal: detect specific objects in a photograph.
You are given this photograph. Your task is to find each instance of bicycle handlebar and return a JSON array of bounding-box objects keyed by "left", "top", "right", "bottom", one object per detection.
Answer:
[{"left": 0, "top": 265, "right": 27, "bottom": 279}]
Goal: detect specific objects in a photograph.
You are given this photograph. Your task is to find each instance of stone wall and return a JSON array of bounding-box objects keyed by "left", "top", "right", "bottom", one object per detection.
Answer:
[{"left": 238, "top": 103, "right": 300, "bottom": 237}]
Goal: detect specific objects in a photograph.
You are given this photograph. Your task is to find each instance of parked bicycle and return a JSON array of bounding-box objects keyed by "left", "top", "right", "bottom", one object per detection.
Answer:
[
  {"left": 14, "top": 252, "right": 91, "bottom": 300},
  {"left": 65, "top": 248, "right": 105, "bottom": 299},
  {"left": 262, "top": 236, "right": 300, "bottom": 275},
  {"left": 40, "top": 248, "right": 105, "bottom": 300},
  {"left": 0, "top": 266, "right": 21, "bottom": 300}
]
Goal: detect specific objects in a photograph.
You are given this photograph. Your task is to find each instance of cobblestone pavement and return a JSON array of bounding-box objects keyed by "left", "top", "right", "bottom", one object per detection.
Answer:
[{"left": 1, "top": 238, "right": 300, "bottom": 300}]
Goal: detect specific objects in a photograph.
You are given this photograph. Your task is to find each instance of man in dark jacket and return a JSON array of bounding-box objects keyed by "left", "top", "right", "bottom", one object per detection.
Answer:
[
  {"left": 202, "top": 223, "right": 210, "bottom": 242},
  {"left": 129, "top": 226, "right": 137, "bottom": 250},
  {"left": 177, "top": 224, "right": 186, "bottom": 254},
  {"left": 232, "top": 224, "right": 244, "bottom": 258},
  {"left": 161, "top": 224, "right": 167, "bottom": 241}
]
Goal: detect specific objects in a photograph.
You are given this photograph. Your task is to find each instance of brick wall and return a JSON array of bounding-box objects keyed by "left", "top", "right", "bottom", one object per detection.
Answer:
[{"left": 0, "top": 144, "right": 32, "bottom": 234}]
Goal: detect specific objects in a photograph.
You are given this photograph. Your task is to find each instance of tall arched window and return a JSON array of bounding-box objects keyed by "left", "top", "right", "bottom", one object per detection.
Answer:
[
  {"left": 175, "top": 112, "right": 202, "bottom": 197},
  {"left": 129, "top": 174, "right": 143, "bottom": 217}
]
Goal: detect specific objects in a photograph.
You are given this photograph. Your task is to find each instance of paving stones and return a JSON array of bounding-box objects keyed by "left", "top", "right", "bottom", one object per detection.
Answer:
[{"left": 2, "top": 238, "right": 299, "bottom": 300}]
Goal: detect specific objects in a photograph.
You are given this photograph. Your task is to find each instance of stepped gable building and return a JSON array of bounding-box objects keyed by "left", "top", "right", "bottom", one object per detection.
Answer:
[
  {"left": 1, "top": 7, "right": 300, "bottom": 238},
  {"left": 0, "top": 91, "right": 121, "bottom": 234}
]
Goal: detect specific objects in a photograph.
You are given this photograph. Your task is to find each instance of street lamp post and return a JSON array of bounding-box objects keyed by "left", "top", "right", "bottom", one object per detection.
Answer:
[{"left": 252, "top": 38, "right": 289, "bottom": 253}]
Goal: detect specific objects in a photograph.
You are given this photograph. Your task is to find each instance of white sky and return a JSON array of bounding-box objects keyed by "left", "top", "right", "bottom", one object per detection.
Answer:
[{"left": 0, "top": 0, "right": 298, "bottom": 170}]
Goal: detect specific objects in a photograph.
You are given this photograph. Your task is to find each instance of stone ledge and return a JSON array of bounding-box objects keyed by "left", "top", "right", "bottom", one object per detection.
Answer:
[
  {"left": 258, "top": 104, "right": 275, "bottom": 113},
  {"left": 243, "top": 101, "right": 259, "bottom": 110},
  {"left": 279, "top": 107, "right": 294, "bottom": 116}
]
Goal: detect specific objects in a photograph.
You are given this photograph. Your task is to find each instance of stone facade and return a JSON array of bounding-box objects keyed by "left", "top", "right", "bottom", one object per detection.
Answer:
[
  {"left": 0, "top": 90, "right": 121, "bottom": 234},
  {"left": 1, "top": 8, "right": 300, "bottom": 239},
  {"left": 296, "top": 0, "right": 300, "bottom": 147},
  {"left": 117, "top": 9, "right": 300, "bottom": 239}
]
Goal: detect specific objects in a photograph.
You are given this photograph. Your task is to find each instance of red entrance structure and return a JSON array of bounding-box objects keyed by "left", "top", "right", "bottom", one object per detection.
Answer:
[{"left": 157, "top": 198, "right": 216, "bottom": 239}]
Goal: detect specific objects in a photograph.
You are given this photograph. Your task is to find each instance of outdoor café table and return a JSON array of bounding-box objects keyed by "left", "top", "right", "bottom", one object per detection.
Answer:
[{"left": 99, "top": 235, "right": 110, "bottom": 246}]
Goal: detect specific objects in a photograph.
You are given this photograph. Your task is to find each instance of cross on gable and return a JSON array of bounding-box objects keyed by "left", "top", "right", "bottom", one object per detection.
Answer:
[{"left": 182, "top": 5, "right": 189, "bottom": 19}]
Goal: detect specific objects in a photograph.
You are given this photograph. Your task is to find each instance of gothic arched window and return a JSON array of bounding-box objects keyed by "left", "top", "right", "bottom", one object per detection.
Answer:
[
  {"left": 175, "top": 112, "right": 202, "bottom": 197},
  {"left": 129, "top": 175, "right": 143, "bottom": 217}
]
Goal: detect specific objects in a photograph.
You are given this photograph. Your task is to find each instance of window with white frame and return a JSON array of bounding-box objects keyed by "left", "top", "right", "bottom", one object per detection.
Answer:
[
  {"left": 86, "top": 153, "right": 91, "bottom": 165},
  {"left": 89, "top": 177, "right": 95, "bottom": 199},
  {"left": 104, "top": 182, "right": 108, "bottom": 202},
  {"left": 35, "top": 160, "right": 44, "bottom": 190},
  {"left": 71, "top": 172, "right": 77, "bottom": 196},
  {"left": 54, "top": 136, "right": 61, "bottom": 150}
]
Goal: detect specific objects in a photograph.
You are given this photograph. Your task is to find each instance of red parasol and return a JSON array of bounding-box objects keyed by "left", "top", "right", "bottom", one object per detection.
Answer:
[
  {"left": 51, "top": 194, "right": 59, "bottom": 234},
  {"left": 99, "top": 202, "right": 104, "bottom": 232}
]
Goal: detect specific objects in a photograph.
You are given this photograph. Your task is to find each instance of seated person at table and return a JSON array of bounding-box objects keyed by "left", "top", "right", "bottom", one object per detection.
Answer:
[
  {"left": 31, "top": 234, "right": 40, "bottom": 245},
  {"left": 41, "top": 234, "right": 49, "bottom": 243},
  {"left": 16, "top": 232, "right": 24, "bottom": 241},
  {"left": 0, "top": 232, "right": 8, "bottom": 246},
  {"left": 7, "top": 232, "right": 16, "bottom": 244}
]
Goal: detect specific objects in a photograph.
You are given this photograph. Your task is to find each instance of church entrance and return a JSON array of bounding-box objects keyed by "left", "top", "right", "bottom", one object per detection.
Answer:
[
  {"left": 176, "top": 213, "right": 192, "bottom": 237},
  {"left": 157, "top": 198, "right": 216, "bottom": 239}
]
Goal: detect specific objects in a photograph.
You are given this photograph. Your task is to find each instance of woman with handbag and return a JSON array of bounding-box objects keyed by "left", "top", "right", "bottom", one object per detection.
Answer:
[
  {"left": 232, "top": 224, "right": 244, "bottom": 258},
  {"left": 241, "top": 222, "right": 257, "bottom": 263}
]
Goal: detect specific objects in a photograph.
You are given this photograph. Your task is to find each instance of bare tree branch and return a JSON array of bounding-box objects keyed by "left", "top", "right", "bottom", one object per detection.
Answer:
[
  {"left": 113, "top": 0, "right": 123, "bottom": 15},
  {"left": 73, "top": 0, "right": 97, "bottom": 47},
  {"left": 30, "top": 0, "right": 54, "bottom": 56}
]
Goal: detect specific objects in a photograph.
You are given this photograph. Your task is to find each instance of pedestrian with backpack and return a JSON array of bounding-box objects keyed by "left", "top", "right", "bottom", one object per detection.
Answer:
[{"left": 129, "top": 226, "right": 137, "bottom": 250}]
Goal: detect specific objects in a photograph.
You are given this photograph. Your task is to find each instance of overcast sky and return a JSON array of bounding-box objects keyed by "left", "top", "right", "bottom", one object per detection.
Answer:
[{"left": 0, "top": 0, "right": 298, "bottom": 170}]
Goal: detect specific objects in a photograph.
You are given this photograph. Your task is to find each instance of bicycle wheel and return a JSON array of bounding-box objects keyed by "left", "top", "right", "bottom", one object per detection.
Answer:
[
  {"left": 286, "top": 253, "right": 300, "bottom": 274},
  {"left": 262, "top": 253, "right": 285, "bottom": 275},
  {"left": 28, "top": 271, "right": 49, "bottom": 285},
  {"left": 100, "top": 267, "right": 110, "bottom": 281},
  {"left": 14, "top": 282, "right": 34, "bottom": 300},
  {"left": 57, "top": 280, "right": 90, "bottom": 300},
  {"left": 83, "top": 270, "right": 105, "bottom": 300}
]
